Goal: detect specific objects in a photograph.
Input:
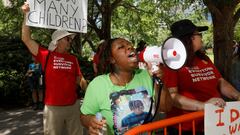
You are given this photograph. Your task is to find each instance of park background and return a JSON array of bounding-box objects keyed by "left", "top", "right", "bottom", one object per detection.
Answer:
[{"left": 0, "top": 0, "right": 240, "bottom": 108}]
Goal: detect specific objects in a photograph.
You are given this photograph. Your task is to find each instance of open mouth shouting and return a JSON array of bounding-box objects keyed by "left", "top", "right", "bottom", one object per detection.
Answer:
[{"left": 128, "top": 51, "right": 138, "bottom": 62}]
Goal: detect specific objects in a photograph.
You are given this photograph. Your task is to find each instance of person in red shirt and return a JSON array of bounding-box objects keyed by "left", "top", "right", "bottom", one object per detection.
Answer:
[
  {"left": 93, "top": 40, "right": 105, "bottom": 76},
  {"left": 21, "top": 3, "right": 87, "bottom": 135},
  {"left": 163, "top": 19, "right": 240, "bottom": 135},
  {"left": 136, "top": 40, "right": 147, "bottom": 69}
]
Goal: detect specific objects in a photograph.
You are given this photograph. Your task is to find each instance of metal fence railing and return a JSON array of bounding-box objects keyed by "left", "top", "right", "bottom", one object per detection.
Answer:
[{"left": 125, "top": 111, "right": 204, "bottom": 135}]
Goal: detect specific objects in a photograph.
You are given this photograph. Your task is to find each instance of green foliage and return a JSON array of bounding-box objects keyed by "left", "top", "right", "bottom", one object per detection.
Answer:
[
  {"left": 234, "top": 21, "right": 240, "bottom": 42},
  {"left": 112, "top": 0, "right": 169, "bottom": 46},
  {"left": 0, "top": 0, "right": 53, "bottom": 46},
  {"left": 0, "top": 46, "right": 32, "bottom": 107},
  {"left": 31, "top": 28, "right": 52, "bottom": 47},
  {"left": 0, "top": 0, "right": 23, "bottom": 38},
  {"left": 77, "top": 55, "right": 95, "bottom": 81},
  {"left": 0, "top": 0, "right": 219, "bottom": 107},
  {"left": 206, "top": 48, "right": 214, "bottom": 62},
  {"left": 81, "top": 42, "right": 95, "bottom": 61},
  {"left": 111, "top": 0, "right": 213, "bottom": 48}
]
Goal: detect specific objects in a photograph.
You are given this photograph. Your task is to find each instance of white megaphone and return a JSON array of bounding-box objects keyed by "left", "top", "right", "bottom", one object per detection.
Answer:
[{"left": 138, "top": 37, "right": 187, "bottom": 72}]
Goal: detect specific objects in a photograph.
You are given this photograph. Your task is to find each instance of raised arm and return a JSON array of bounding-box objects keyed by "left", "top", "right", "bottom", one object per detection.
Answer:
[{"left": 21, "top": 2, "right": 39, "bottom": 56}]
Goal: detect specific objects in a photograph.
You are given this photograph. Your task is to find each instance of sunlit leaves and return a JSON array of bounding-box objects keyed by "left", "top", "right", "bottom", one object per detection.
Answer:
[{"left": 111, "top": 0, "right": 210, "bottom": 47}]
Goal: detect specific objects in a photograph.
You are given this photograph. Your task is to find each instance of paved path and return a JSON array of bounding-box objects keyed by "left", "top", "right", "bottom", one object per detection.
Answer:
[{"left": 0, "top": 107, "right": 43, "bottom": 135}]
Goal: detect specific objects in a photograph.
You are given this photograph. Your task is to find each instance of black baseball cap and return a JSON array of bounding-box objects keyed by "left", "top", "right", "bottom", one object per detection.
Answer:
[{"left": 170, "top": 19, "right": 208, "bottom": 38}]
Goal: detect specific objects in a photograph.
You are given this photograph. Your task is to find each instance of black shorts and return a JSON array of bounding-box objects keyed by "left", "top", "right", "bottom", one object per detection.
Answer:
[{"left": 27, "top": 76, "right": 40, "bottom": 91}]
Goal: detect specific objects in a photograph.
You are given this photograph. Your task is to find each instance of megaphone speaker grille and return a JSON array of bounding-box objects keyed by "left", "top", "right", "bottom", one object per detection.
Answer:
[{"left": 162, "top": 37, "right": 187, "bottom": 70}]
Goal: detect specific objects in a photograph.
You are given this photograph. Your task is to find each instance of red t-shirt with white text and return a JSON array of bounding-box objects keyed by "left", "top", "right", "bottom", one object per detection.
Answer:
[
  {"left": 36, "top": 47, "right": 82, "bottom": 105},
  {"left": 163, "top": 56, "right": 222, "bottom": 131}
]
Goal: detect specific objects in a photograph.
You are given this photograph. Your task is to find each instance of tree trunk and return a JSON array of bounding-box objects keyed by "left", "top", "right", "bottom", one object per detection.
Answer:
[
  {"left": 205, "top": 0, "right": 240, "bottom": 89},
  {"left": 101, "top": 0, "right": 112, "bottom": 40},
  {"left": 212, "top": 14, "right": 234, "bottom": 81},
  {"left": 231, "top": 57, "right": 240, "bottom": 90}
]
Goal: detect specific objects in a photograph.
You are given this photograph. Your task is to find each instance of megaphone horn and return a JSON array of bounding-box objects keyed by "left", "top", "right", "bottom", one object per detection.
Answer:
[
  {"left": 162, "top": 37, "right": 187, "bottom": 70},
  {"left": 138, "top": 37, "right": 187, "bottom": 71}
]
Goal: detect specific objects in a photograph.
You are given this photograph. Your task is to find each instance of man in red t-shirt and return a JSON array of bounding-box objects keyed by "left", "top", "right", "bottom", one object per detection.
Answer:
[
  {"left": 21, "top": 3, "right": 87, "bottom": 135},
  {"left": 93, "top": 40, "right": 105, "bottom": 76},
  {"left": 163, "top": 19, "right": 240, "bottom": 135}
]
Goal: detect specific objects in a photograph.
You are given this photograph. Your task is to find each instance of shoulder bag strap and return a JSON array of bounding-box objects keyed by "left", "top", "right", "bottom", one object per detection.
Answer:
[
  {"left": 143, "top": 76, "right": 163, "bottom": 124},
  {"left": 42, "top": 52, "right": 50, "bottom": 102}
]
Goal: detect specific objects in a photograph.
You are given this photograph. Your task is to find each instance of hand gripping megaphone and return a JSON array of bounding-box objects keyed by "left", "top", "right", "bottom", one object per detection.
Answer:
[{"left": 138, "top": 37, "right": 187, "bottom": 72}]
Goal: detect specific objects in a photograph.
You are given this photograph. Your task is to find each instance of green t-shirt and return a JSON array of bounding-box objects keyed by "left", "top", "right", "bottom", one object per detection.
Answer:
[{"left": 81, "top": 69, "right": 154, "bottom": 135}]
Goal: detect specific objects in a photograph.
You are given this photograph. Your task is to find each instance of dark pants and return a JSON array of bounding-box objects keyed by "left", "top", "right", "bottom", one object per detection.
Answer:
[{"left": 28, "top": 76, "right": 40, "bottom": 91}]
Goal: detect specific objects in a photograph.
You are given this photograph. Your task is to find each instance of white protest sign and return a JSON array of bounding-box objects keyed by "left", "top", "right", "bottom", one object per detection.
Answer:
[
  {"left": 26, "top": 0, "right": 88, "bottom": 33},
  {"left": 205, "top": 101, "right": 240, "bottom": 135}
]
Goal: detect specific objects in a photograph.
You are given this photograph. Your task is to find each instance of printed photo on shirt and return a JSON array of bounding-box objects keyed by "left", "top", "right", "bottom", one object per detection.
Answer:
[{"left": 110, "top": 86, "right": 152, "bottom": 134}]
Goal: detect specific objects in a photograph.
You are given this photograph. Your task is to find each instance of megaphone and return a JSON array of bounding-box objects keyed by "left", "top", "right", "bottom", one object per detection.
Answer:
[{"left": 138, "top": 37, "right": 187, "bottom": 72}]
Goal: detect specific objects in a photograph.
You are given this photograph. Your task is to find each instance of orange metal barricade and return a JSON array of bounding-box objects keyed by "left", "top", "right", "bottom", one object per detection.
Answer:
[{"left": 124, "top": 111, "right": 204, "bottom": 135}]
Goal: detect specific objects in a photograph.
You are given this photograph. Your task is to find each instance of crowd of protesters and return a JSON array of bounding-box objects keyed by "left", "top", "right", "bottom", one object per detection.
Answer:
[{"left": 20, "top": 2, "right": 240, "bottom": 135}]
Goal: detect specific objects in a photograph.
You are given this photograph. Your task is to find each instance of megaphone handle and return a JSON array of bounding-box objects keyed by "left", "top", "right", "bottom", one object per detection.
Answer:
[
  {"left": 153, "top": 75, "right": 162, "bottom": 85},
  {"left": 143, "top": 75, "right": 163, "bottom": 124},
  {"left": 145, "top": 75, "right": 163, "bottom": 123}
]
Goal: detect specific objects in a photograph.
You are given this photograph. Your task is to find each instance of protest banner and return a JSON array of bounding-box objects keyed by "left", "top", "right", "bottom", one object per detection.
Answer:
[
  {"left": 26, "top": 0, "right": 87, "bottom": 33},
  {"left": 205, "top": 101, "right": 240, "bottom": 135}
]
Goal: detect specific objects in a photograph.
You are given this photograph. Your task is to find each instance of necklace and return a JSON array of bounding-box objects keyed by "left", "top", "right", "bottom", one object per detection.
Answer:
[{"left": 113, "top": 72, "right": 133, "bottom": 86}]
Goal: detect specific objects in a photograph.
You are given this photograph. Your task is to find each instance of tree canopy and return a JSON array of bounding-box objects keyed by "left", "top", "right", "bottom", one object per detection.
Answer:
[{"left": 1, "top": 0, "right": 240, "bottom": 106}]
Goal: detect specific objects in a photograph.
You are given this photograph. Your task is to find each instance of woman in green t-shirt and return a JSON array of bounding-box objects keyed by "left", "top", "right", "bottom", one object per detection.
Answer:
[{"left": 80, "top": 38, "right": 172, "bottom": 135}]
